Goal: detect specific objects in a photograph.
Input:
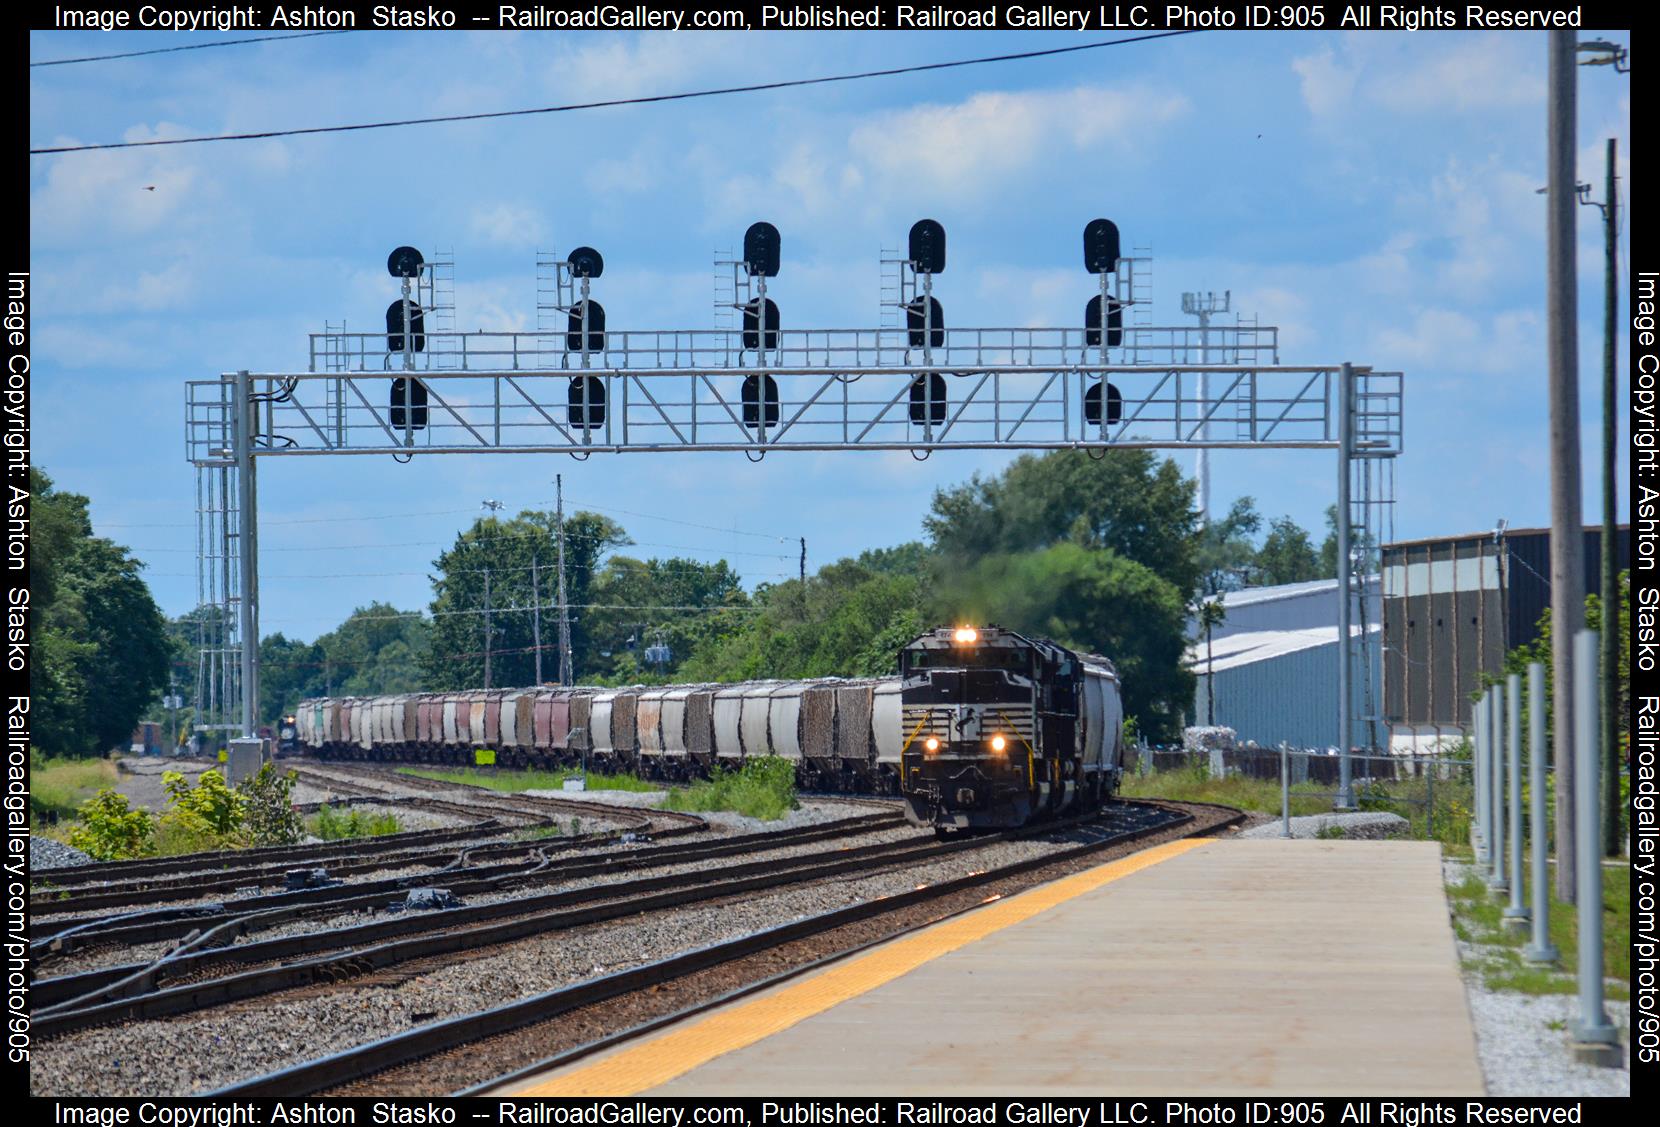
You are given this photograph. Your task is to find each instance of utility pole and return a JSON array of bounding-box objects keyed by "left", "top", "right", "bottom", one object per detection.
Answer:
[
  {"left": 556, "top": 474, "right": 573, "bottom": 687},
  {"left": 1546, "top": 30, "right": 1583, "bottom": 900},
  {"left": 1598, "top": 138, "right": 1622, "bottom": 857},
  {"left": 531, "top": 552, "right": 543, "bottom": 684},
  {"left": 482, "top": 567, "right": 493, "bottom": 691},
  {"left": 799, "top": 537, "right": 806, "bottom": 583}
]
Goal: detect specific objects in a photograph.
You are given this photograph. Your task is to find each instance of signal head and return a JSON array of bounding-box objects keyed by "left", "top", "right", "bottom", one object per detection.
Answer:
[
  {"left": 568, "top": 246, "right": 604, "bottom": 279},
  {"left": 387, "top": 246, "right": 425, "bottom": 278}
]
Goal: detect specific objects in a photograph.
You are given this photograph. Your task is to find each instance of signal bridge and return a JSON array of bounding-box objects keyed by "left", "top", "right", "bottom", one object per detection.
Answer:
[{"left": 186, "top": 219, "right": 1402, "bottom": 809}]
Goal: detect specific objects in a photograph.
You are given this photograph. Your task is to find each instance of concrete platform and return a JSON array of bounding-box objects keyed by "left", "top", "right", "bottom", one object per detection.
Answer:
[{"left": 494, "top": 839, "right": 1483, "bottom": 1097}]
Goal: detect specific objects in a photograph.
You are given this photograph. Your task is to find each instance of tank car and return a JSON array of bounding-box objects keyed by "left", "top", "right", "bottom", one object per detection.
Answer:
[{"left": 897, "top": 625, "right": 1126, "bottom": 831}]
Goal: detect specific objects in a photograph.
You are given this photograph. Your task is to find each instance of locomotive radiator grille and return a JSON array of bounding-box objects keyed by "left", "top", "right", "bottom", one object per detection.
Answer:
[{"left": 902, "top": 703, "right": 1035, "bottom": 744}]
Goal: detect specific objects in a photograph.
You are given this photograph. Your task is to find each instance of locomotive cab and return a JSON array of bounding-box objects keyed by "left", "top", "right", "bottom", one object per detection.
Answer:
[{"left": 899, "top": 626, "right": 1050, "bottom": 830}]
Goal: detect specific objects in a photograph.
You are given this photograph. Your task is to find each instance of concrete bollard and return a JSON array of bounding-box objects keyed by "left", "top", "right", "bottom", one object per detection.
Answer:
[
  {"left": 1524, "top": 662, "right": 1559, "bottom": 965},
  {"left": 1488, "top": 684, "right": 1507, "bottom": 891},
  {"left": 1503, "top": 673, "right": 1528, "bottom": 927}
]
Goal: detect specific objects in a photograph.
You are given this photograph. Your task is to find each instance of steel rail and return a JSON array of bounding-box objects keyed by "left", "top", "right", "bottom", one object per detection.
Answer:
[
  {"left": 211, "top": 802, "right": 1233, "bottom": 1097},
  {"left": 34, "top": 805, "right": 1178, "bottom": 1038}
]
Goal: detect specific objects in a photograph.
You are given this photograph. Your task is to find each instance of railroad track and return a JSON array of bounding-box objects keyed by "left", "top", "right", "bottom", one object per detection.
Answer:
[
  {"left": 33, "top": 806, "right": 1055, "bottom": 1036},
  {"left": 32, "top": 808, "right": 906, "bottom": 986},
  {"left": 200, "top": 799, "right": 1241, "bottom": 1097},
  {"left": 31, "top": 765, "right": 716, "bottom": 919}
]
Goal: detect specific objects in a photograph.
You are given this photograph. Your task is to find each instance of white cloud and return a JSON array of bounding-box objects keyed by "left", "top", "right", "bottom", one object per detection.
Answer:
[
  {"left": 847, "top": 85, "right": 1188, "bottom": 203},
  {"left": 470, "top": 203, "right": 549, "bottom": 248},
  {"left": 1291, "top": 48, "right": 1357, "bottom": 119}
]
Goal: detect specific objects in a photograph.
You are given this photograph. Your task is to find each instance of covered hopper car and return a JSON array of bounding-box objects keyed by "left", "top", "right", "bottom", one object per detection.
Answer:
[{"left": 294, "top": 627, "right": 1132, "bottom": 829}]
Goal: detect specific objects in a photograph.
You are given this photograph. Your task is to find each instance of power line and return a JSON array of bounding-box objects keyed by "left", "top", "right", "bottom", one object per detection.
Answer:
[
  {"left": 31, "top": 29, "right": 349, "bottom": 68},
  {"left": 31, "top": 30, "right": 1199, "bottom": 155},
  {"left": 559, "top": 498, "right": 795, "bottom": 542}
]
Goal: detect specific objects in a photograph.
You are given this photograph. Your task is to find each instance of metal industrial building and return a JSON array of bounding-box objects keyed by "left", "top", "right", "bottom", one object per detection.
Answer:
[
  {"left": 1380, "top": 524, "right": 1630, "bottom": 751},
  {"left": 1188, "top": 578, "right": 1382, "bottom": 751}
]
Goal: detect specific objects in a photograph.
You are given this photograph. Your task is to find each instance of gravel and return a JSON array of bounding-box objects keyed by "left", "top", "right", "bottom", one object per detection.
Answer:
[
  {"left": 31, "top": 839, "right": 95, "bottom": 870},
  {"left": 1443, "top": 859, "right": 1630, "bottom": 1096},
  {"left": 29, "top": 828, "right": 1099, "bottom": 1096},
  {"left": 1238, "top": 811, "right": 1409, "bottom": 840},
  {"left": 525, "top": 789, "right": 891, "bottom": 835}
]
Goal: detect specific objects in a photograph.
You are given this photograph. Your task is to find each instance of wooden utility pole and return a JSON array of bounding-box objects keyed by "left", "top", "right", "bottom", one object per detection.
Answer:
[
  {"left": 1599, "top": 137, "right": 1621, "bottom": 857},
  {"left": 482, "top": 567, "right": 493, "bottom": 691}
]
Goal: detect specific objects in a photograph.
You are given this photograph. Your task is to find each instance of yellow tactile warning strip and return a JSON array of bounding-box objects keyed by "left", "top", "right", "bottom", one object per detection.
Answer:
[{"left": 516, "top": 836, "right": 1211, "bottom": 1096}]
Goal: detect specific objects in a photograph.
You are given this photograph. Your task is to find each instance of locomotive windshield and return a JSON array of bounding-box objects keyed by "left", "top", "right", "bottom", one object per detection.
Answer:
[{"left": 905, "top": 647, "right": 1031, "bottom": 673}]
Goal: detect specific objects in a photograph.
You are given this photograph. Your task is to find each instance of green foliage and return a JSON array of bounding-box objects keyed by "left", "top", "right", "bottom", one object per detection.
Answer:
[
  {"left": 927, "top": 543, "right": 1192, "bottom": 740},
  {"left": 584, "top": 555, "right": 750, "bottom": 683},
  {"left": 682, "top": 560, "right": 924, "bottom": 682},
  {"left": 238, "top": 764, "right": 305, "bottom": 846},
  {"left": 160, "top": 769, "right": 246, "bottom": 845},
  {"left": 425, "top": 510, "right": 628, "bottom": 689},
  {"left": 1254, "top": 515, "right": 1323, "bottom": 586},
  {"left": 662, "top": 756, "right": 799, "bottom": 821},
  {"left": 67, "top": 790, "right": 154, "bottom": 861},
  {"left": 310, "top": 804, "right": 402, "bottom": 840},
  {"left": 29, "top": 467, "right": 170, "bottom": 758},
  {"left": 30, "top": 752, "right": 117, "bottom": 823},
  {"left": 926, "top": 450, "right": 1201, "bottom": 597},
  {"left": 1195, "top": 497, "right": 1262, "bottom": 594}
]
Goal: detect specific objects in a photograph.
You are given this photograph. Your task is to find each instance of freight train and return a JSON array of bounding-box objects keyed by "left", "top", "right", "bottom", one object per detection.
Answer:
[{"left": 295, "top": 626, "right": 1131, "bottom": 829}]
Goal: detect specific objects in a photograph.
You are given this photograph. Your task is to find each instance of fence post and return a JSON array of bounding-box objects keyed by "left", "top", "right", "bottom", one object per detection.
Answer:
[
  {"left": 1489, "top": 683, "right": 1508, "bottom": 891},
  {"left": 1280, "top": 742, "right": 1291, "bottom": 839},
  {"left": 1525, "top": 662, "right": 1559, "bottom": 964},
  {"left": 1571, "top": 630, "right": 1618, "bottom": 1064},
  {"left": 1504, "top": 672, "right": 1528, "bottom": 927}
]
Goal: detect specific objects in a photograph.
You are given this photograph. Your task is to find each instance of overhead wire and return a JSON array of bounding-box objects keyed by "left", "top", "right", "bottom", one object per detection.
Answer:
[
  {"left": 31, "top": 29, "right": 349, "bottom": 68},
  {"left": 31, "top": 30, "right": 1200, "bottom": 155}
]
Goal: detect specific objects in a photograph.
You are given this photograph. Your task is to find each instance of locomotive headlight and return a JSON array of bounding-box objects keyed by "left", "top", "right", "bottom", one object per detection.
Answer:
[
  {"left": 924, "top": 737, "right": 940, "bottom": 752},
  {"left": 990, "top": 734, "right": 1007, "bottom": 752},
  {"left": 953, "top": 627, "right": 978, "bottom": 644}
]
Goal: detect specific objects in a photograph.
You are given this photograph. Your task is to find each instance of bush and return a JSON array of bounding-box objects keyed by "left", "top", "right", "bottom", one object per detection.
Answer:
[
  {"left": 662, "top": 756, "right": 799, "bottom": 821},
  {"left": 66, "top": 790, "right": 154, "bottom": 860},
  {"left": 238, "top": 764, "right": 305, "bottom": 846},
  {"left": 309, "top": 804, "right": 402, "bottom": 840}
]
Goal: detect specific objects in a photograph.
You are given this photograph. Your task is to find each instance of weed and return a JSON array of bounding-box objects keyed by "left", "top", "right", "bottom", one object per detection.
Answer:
[
  {"left": 398, "top": 766, "right": 657, "bottom": 794},
  {"left": 309, "top": 804, "right": 403, "bottom": 840},
  {"left": 66, "top": 790, "right": 154, "bottom": 860},
  {"left": 661, "top": 756, "right": 798, "bottom": 821}
]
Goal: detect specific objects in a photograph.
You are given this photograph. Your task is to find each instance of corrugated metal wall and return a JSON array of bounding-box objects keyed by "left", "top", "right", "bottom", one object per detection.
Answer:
[{"left": 1195, "top": 637, "right": 1383, "bottom": 750}]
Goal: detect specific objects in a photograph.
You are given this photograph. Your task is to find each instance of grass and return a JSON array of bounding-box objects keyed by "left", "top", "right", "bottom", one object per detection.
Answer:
[
  {"left": 398, "top": 765, "right": 658, "bottom": 793},
  {"left": 1445, "top": 860, "right": 1630, "bottom": 999},
  {"left": 1121, "top": 760, "right": 1475, "bottom": 846},
  {"left": 308, "top": 804, "right": 403, "bottom": 840},
  {"left": 30, "top": 755, "right": 118, "bottom": 823},
  {"left": 660, "top": 756, "right": 798, "bottom": 821}
]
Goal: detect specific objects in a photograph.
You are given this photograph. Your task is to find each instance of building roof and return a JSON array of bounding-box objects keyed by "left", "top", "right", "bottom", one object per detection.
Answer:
[
  {"left": 1186, "top": 623, "right": 1379, "bottom": 675},
  {"left": 1383, "top": 524, "right": 1629, "bottom": 551}
]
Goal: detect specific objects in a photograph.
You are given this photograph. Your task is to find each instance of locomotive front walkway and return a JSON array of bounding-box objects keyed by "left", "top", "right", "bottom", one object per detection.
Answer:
[{"left": 491, "top": 838, "right": 1484, "bottom": 1096}]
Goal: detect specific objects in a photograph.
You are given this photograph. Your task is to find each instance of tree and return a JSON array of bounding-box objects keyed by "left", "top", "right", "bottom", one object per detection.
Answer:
[
  {"left": 927, "top": 544, "right": 1192, "bottom": 740},
  {"left": 425, "top": 510, "right": 628, "bottom": 689},
  {"left": 1254, "top": 516, "right": 1322, "bottom": 586},
  {"left": 682, "top": 558, "right": 924, "bottom": 683},
  {"left": 925, "top": 450, "right": 1202, "bottom": 598},
  {"left": 1195, "top": 497, "right": 1261, "bottom": 594},
  {"left": 316, "top": 603, "right": 431, "bottom": 697},
  {"left": 28, "top": 468, "right": 169, "bottom": 757},
  {"left": 583, "top": 555, "right": 748, "bottom": 683},
  {"left": 1194, "top": 596, "right": 1228, "bottom": 725}
]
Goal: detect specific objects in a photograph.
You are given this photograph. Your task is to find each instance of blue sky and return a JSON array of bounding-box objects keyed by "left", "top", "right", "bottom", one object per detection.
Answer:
[{"left": 29, "top": 29, "right": 1632, "bottom": 642}]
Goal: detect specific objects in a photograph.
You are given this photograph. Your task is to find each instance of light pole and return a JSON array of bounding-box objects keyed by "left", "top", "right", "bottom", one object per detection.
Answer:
[{"left": 1577, "top": 37, "right": 1629, "bottom": 858}]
